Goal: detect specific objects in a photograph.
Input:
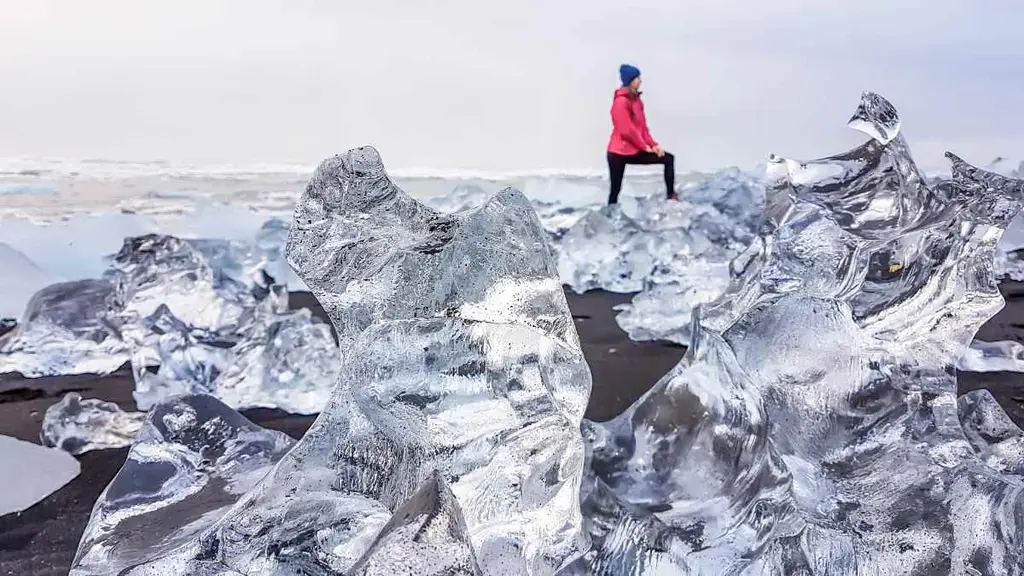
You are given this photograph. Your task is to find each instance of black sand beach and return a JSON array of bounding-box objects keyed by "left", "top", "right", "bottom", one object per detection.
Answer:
[{"left": 1, "top": 286, "right": 1023, "bottom": 575}]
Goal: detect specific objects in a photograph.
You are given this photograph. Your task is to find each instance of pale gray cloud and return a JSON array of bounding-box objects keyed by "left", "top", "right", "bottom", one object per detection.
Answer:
[{"left": 0, "top": 0, "right": 1021, "bottom": 173}]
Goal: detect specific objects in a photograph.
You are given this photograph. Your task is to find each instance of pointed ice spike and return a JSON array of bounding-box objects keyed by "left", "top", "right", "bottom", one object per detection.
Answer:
[
  {"left": 947, "top": 151, "right": 1024, "bottom": 197},
  {"left": 847, "top": 91, "right": 901, "bottom": 144},
  {"left": 348, "top": 472, "right": 482, "bottom": 576}
]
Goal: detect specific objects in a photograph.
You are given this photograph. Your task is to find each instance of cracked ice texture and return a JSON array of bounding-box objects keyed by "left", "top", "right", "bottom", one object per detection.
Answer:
[
  {"left": 72, "top": 147, "right": 591, "bottom": 574},
  {"left": 580, "top": 93, "right": 1024, "bottom": 575}
]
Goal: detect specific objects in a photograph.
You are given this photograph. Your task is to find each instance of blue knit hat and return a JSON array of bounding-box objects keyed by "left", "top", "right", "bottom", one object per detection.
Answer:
[{"left": 619, "top": 64, "right": 641, "bottom": 86}]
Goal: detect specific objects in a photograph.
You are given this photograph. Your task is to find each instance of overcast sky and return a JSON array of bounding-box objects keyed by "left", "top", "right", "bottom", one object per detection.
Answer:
[{"left": 1, "top": 0, "right": 1022, "bottom": 173}]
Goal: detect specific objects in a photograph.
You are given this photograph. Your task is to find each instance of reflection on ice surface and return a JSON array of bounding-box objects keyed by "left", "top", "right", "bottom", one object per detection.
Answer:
[{"left": 0, "top": 434, "right": 80, "bottom": 516}]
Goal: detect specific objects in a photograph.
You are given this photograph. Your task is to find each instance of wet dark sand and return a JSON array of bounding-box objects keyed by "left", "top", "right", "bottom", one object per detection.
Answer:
[{"left": 1, "top": 286, "right": 1023, "bottom": 575}]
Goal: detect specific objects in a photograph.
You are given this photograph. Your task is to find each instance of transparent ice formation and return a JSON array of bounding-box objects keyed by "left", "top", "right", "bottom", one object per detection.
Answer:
[
  {"left": 41, "top": 392, "right": 145, "bottom": 454},
  {"left": 957, "top": 339, "right": 1024, "bottom": 373},
  {"left": 579, "top": 92, "right": 1024, "bottom": 574},
  {"left": 426, "top": 182, "right": 600, "bottom": 241},
  {"left": 72, "top": 147, "right": 591, "bottom": 574},
  {"left": 612, "top": 251, "right": 732, "bottom": 346},
  {"left": 348, "top": 471, "right": 482, "bottom": 575},
  {"left": 0, "top": 229, "right": 340, "bottom": 414},
  {"left": 0, "top": 279, "right": 130, "bottom": 376},
  {"left": 0, "top": 434, "right": 80, "bottom": 516},
  {"left": 958, "top": 389, "right": 1024, "bottom": 475},
  {"left": 120, "top": 237, "right": 340, "bottom": 415},
  {"left": 71, "top": 394, "right": 296, "bottom": 575},
  {"left": 553, "top": 169, "right": 763, "bottom": 344}
]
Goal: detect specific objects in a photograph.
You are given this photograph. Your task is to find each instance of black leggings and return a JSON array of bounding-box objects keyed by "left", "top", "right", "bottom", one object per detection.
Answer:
[{"left": 607, "top": 151, "right": 675, "bottom": 204}]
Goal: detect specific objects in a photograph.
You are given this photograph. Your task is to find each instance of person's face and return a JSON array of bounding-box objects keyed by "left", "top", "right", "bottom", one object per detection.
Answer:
[{"left": 630, "top": 76, "right": 642, "bottom": 91}]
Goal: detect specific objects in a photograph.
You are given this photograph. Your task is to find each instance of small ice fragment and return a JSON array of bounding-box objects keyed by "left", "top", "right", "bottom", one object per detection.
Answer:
[
  {"left": 41, "top": 393, "right": 145, "bottom": 455},
  {"left": 956, "top": 339, "right": 1024, "bottom": 373},
  {"left": 847, "top": 91, "right": 901, "bottom": 144}
]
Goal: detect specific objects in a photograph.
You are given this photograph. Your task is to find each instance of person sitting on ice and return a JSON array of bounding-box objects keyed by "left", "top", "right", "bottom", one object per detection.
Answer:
[{"left": 606, "top": 64, "right": 678, "bottom": 205}]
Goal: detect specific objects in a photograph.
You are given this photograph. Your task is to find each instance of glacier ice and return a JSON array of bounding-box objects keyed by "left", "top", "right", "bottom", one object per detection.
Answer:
[
  {"left": 56, "top": 94, "right": 1024, "bottom": 574},
  {"left": 110, "top": 230, "right": 341, "bottom": 415},
  {"left": 552, "top": 168, "right": 763, "bottom": 345},
  {"left": 0, "top": 279, "right": 130, "bottom": 377},
  {"left": 958, "top": 389, "right": 1024, "bottom": 475},
  {"left": 0, "top": 229, "right": 339, "bottom": 414},
  {"left": 71, "top": 394, "right": 296, "bottom": 575},
  {"left": 72, "top": 147, "right": 591, "bottom": 574},
  {"left": 0, "top": 434, "right": 81, "bottom": 516},
  {"left": 957, "top": 339, "right": 1024, "bottom": 373},
  {"left": 425, "top": 181, "right": 602, "bottom": 241},
  {"left": 581, "top": 92, "right": 1024, "bottom": 574},
  {"left": 556, "top": 203, "right": 671, "bottom": 295},
  {"left": 347, "top": 471, "right": 482, "bottom": 575},
  {"left": 612, "top": 252, "right": 732, "bottom": 346},
  {"left": 41, "top": 392, "right": 145, "bottom": 454}
]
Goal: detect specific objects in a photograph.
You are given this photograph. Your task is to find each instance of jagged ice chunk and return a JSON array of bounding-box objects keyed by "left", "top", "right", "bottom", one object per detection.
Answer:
[
  {"left": 70, "top": 394, "right": 296, "bottom": 575},
  {"left": 72, "top": 147, "right": 591, "bottom": 575},
  {"left": 41, "top": 392, "right": 145, "bottom": 454},
  {"left": 582, "top": 92, "right": 1024, "bottom": 575}
]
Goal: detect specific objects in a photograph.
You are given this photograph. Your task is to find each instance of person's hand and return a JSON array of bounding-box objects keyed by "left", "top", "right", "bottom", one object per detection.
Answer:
[
  {"left": 645, "top": 146, "right": 655, "bottom": 154},
  {"left": 653, "top": 145, "right": 665, "bottom": 157}
]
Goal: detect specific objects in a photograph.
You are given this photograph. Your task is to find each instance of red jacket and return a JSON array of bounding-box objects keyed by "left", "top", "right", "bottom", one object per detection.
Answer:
[{"left": 607, "top": 87, "right": 657, "bottom": 156}]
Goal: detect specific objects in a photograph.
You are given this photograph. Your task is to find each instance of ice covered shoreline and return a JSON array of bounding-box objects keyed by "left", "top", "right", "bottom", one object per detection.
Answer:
[{"left": 4, "top": 92, "right": 1024, "bottom": 574}]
